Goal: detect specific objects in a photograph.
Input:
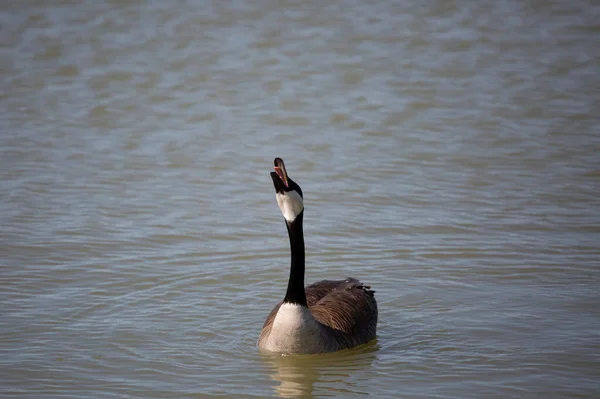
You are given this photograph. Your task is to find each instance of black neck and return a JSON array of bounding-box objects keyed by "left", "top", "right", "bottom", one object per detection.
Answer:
[{"left": 282, "top": 210, "right": 307, "bottom": 307}]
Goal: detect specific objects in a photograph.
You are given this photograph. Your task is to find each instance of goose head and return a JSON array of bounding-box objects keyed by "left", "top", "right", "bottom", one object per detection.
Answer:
[{"left": 270, "top": 158, "right": 304, "bottom": 223}]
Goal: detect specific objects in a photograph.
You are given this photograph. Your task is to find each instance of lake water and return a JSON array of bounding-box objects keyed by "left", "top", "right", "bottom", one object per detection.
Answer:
[{"left": 1, "top": 0, "right": 599, "bottom": 398}]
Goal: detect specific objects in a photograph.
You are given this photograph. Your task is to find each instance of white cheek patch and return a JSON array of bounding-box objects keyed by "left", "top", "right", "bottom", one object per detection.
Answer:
[{"left": 276, "top": 190, "right": 304, "bottom": 222}]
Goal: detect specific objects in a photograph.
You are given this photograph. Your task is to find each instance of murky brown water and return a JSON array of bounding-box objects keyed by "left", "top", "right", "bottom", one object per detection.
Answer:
[{"left": 2, "top": 0, "right": 599, "bottom": 398}]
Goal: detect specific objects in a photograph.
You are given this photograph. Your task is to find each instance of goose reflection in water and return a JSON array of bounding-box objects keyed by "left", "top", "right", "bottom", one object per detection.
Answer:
[{"left": 261, "top": 342, "right": 378, "bottom": 398}]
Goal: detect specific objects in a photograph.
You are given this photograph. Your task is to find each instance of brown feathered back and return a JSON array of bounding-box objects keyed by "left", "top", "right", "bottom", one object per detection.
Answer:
[{"left": 259, "top": 277, "right": 377, "bottom": 351}]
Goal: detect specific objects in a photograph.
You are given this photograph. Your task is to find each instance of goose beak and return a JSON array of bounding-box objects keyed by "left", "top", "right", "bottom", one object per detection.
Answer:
[{"left": 273, "top": 157, "right": 289, "bottom": 188}]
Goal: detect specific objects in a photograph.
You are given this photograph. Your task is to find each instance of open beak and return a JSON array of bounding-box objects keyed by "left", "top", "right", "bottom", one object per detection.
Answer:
[{"left": 273, "top": 157, "right": 289, "bottom": 188}]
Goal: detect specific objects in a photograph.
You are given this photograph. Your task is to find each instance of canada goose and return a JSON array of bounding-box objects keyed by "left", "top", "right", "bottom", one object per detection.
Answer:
[{"left": 258, "top": 158, "right": 377, "bottom": 354}]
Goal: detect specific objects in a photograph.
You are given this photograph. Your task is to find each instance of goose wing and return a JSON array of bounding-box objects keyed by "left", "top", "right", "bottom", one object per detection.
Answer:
[
  {"left": 309, "top": 278, "right": 377, "bottom": 338},
  {"left": 260, "top": 278, "right": 352, "bottom": 330},
  {"left": 306, "top": 277, "right": 374, "bottom": 304},
  {"left": 305, "top": 279, "right": 352, "bottom": 306},
  {"left": 260, "top": 278, "right": 377, "bottom": 346}
]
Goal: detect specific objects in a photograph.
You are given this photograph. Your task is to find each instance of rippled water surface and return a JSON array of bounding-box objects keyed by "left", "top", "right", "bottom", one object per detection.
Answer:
[{"left": 2, "top": 0, "right": 600, "bottom": 398}]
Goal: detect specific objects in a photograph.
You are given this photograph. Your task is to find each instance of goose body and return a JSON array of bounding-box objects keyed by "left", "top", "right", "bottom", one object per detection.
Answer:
[{"left": 258, "top": 158, "right": 377, "bottom": 354}]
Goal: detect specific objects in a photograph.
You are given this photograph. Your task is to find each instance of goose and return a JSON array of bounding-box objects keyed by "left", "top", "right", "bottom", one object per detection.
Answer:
[{"left": 258, "top": 158, "right": 377, "bottom": 354}]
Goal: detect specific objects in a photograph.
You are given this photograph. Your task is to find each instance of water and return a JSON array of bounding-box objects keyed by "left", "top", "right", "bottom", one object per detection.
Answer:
[{"left": 1, "top": 0, "right": 599, "bottom": 398}]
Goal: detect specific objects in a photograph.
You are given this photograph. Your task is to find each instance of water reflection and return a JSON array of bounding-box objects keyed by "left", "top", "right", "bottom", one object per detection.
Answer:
[{"left": 262, "top": 343, "right": 378, "bottom": 398}]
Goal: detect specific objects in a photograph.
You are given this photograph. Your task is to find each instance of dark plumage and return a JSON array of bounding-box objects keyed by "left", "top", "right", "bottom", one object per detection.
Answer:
[{"left": 259, "top": 278, "right": 377, "bottom": 350}]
